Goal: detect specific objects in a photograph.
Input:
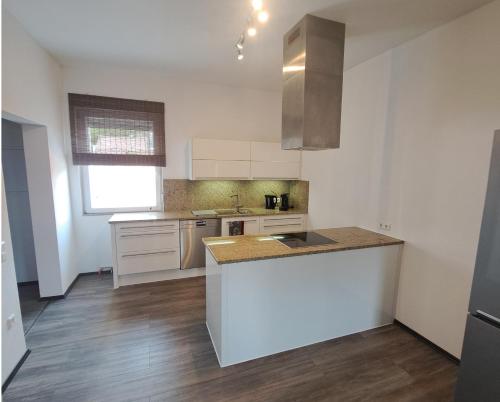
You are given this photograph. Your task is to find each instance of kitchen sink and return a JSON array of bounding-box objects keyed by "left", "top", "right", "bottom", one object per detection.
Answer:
[
  {"left": 214, "top": 209, "right": 238, "bottom": 214},
  {"left": 214, "top": 208, "right": 254, "bottom": 215}
]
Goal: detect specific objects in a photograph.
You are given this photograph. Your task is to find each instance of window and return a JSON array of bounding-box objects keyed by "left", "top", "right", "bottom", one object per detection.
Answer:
[
  {"left": 81, "top": 165, "right": 162, "bottom": 214},
  {"left": 68, "top": 93, "right": 165, "bottom": 214}
]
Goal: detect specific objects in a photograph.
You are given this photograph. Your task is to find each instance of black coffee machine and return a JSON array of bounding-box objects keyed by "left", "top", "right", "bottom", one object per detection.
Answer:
[
  {"left": 280, "top": 193, "right": 290, "bottom": 211},
  {"left": 265, "top": 194, "right": 277, "bottom": 209}
]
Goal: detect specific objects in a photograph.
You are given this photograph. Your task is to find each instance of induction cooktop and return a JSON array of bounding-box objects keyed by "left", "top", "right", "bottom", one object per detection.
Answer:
[{"left": 272, "top": 232, "right": 337, "bottom": 248}]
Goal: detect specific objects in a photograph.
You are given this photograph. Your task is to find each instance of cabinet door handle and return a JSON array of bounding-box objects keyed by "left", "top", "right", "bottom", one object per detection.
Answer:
[
  {"left": 120, "top": 224, "right": 177, "bottom": 230},
  {"left": 263, "top": 217, "right": 301, "bottom": 222},
  {"left": 263, "top": 223, "right": 302, "bottom": 228},
  {"left": 121, "top": 250, "right": 176, "bottom": 258},
  {"left": 120, "top": 231, "right": 177, "bottom": 238}
]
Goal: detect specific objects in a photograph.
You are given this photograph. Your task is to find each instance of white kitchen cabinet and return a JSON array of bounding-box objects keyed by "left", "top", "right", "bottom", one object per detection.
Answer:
[
  {"left": 192, "top": 160, "right": 218, "bottom": 178},
  {"left": 221, "top": 214, "right": 307, "bottom": 236},
  {"left": 111, "top": 220, "right": 181, "bottom": 288},
  {"left": 250, "top": 161, "right": 301, "bottom": 180},
  {"left": 189, "top": 139, "right": 302, "bottom": 180},
  {"left": 214, "top": 161, "right": 251, "bottom": 179},
  {"left": 191, "top": 160, "right": 251, "bottom": 180},
  {"left": 192, "top": 138, "right": 251, "bottom": 161},
  {"left": 250, "top": 142, "right": 301, "bottom": 180},
  {"left": 190, "top": 138, "right": 252, "bottom": 179},
  {"left": 118, "top": 249, "right": 180, "bottom": 276},
  {"left": 221, "top": 216, "right": 260, "bottom": 236},
  {"left": 117, "top": 230, "right": 179, "bottom": 253},
  {"left": 259, "top": 214, "right": 306, "bottom": 234}
]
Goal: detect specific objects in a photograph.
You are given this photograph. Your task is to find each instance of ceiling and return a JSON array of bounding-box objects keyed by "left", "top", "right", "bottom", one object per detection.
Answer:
[{"left": 3, "top": 0, "right": 493, "bottom": 90}]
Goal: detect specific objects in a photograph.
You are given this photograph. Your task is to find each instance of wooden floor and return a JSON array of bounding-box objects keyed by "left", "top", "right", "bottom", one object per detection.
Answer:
[{"left": 4, "top": 274, "right": 458, "bottom": 402}]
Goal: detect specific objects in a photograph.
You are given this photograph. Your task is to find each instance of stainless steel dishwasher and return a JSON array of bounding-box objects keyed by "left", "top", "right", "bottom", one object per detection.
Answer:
[{"left": 180, "top": 219, "right": 221, "bottom": 269}]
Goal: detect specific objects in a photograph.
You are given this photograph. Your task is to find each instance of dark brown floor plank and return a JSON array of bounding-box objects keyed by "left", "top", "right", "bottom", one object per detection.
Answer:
[{"left": 3, "top": 273, "right": 458, "bottom": 402}]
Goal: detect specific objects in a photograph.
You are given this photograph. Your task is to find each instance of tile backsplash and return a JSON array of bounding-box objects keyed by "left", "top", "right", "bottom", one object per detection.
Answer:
[{"left": 164, "top": 180, "right": 309, "bottom": 212}]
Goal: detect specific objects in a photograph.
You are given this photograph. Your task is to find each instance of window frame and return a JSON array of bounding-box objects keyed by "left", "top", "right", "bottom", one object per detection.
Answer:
[{"left": 80, "top": 165, "right": 163, "bottom": 215}]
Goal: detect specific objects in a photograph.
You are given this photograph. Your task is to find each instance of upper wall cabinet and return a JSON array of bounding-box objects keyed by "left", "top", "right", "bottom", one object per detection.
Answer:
[
  {"left": 189, "top": 138, "right": 301, "bottom": 180},
  {"left": 191, "top": 138, "right": 251, "bottom": 161},
  {"left": 189, "top": 138, "right": 251, "bottom": 180},
  {"left": 250, "top": 142, "right": 301, "bottom": 180}
]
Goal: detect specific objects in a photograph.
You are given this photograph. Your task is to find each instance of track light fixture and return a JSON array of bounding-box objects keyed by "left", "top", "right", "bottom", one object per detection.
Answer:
[
  {"left": 234, "top": 0, "right": 270, "bottom": 61},
  {"left": 236, "top": 34, "right": 245, "bottom": 50}
]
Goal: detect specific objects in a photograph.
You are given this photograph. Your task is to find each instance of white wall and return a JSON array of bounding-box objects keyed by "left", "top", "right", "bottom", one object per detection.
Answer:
[
  {"left": 303, "top": 0, "right": 500, "bottom": 357},
  {"left": 62, "top": 65, "right": 282, "bottom": 273},
  {"left": 2, "top": 181, "right": 28, "bottom": 384},
  {"left": 2, "top": 10, "right": 78, "bottom": 295},
  {"left": 387, "top": 0, "right": 500, "bottom": 358},
  {"left": 302, "top": 52, "right": 392, "bottom": 231}
]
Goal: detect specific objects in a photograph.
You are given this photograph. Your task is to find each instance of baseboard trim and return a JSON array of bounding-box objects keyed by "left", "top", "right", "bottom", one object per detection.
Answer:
[
  {"left": 17, "top": 281, "right": 38, "bottom": 287},
  {"left": 2, "top": 349, "right": 31, "bottom": 393},
  {"left": 39, "top": 272, "right": 99, "bottom": 301},
  {"left": 394, "top": 319, "right": 460, "bottom": 364}
]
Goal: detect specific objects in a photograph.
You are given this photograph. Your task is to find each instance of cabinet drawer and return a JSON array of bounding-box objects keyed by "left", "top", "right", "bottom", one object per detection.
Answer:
[
  {"left": 118, "top": 249, "right": 180, "bottom": 275},
  {"left": 117, "top": 230, "right": 179, "bottom": 252},
  {"left": 260, "top": 223, "right": 304, "bottom": 234},
  {"left": 260, "top": 215, "right": 304, "bottom": 234},
  {"left": 117, "top": 220, "right": 179, "bottom": 235}
]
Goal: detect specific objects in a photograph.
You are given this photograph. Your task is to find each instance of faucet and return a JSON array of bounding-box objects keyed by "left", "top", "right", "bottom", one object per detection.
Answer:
[{"left": 230, "top": 193, "right": 243, "bottom": 212}]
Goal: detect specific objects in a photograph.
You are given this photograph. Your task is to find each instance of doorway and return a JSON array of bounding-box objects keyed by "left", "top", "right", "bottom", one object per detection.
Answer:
[{"left": 1, "top": 119, "right": 47, "bottom": 333}]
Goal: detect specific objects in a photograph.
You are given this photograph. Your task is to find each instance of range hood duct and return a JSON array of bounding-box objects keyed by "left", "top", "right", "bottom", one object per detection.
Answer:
[{"left": 282, "top": 15, "right": 345, "bottom": 150}]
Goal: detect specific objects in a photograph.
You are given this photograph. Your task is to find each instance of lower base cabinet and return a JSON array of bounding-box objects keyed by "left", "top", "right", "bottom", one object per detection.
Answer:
[
  {"left": 221, "top": 214, "right": 306, "bottom": 236},
  {"left": 111, "top": 220, "right": 181, "bottom": 288}
]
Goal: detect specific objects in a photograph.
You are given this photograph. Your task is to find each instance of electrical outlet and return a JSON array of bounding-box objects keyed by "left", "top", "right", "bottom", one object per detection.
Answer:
[{"left": 379, "top": 223, "right": 392, "bottom": 231}]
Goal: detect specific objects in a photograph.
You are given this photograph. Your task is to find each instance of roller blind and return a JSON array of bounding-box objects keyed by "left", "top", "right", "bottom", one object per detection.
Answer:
[{"left": 68, "top": 93, "right": 165, "bottom": 166}]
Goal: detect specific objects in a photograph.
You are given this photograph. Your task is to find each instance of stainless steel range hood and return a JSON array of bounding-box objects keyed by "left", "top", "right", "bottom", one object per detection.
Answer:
[{"left": 282, "top": 15, "right": 345, "bottom": 150}]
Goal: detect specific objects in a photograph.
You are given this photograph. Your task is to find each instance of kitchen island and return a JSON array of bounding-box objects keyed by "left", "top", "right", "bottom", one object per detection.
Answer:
[{"left": 203, "top": 227, "right": 404, "bottom": 367}]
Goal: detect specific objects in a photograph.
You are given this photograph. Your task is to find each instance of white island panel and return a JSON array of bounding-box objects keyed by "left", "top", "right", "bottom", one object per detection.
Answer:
[{"left": 206, "top": 244, "right": 402, "bottom": 367}]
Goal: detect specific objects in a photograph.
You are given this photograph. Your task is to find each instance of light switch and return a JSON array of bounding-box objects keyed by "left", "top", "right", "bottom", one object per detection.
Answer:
[
  {"left": 6, "top": 313, "right": 16, "bottom": 328},
  {"left": 1, "top": 241, "right": 6, "bottom": 263}
]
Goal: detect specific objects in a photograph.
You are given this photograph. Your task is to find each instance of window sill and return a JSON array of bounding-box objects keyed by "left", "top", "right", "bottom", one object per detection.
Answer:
[{"left": 82, "top": 209, "right": 162, "bottom": 217}]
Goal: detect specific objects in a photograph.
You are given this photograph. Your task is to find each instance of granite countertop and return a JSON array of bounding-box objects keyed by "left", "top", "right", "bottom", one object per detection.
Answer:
[
  {"left": 108, "top": 208, "right": 308, "bottom": 224},
  {"left": 203, "top": 227, "right": 404, "bottom": 264},
  {"left": 108, "top": 211, "right": 191, "bottom": 223}
]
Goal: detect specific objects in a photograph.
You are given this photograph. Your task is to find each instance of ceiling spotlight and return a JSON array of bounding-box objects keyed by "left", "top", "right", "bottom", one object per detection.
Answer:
[
  {"left": 257, "top": 10, "right": 269, "bottom": 23},
  {"left": 247, "top": 26, "right": 257, "bottom": 37},
  {"left": 251, "top": 0, "right": 263, "bottom": 11},
  {"left": 237, "top": 51, "right": 244, "bottom": 61}
]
